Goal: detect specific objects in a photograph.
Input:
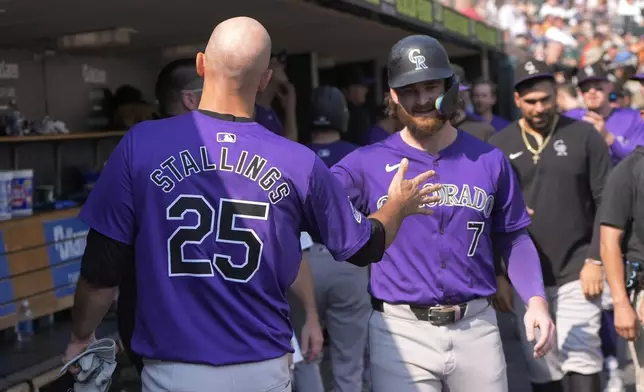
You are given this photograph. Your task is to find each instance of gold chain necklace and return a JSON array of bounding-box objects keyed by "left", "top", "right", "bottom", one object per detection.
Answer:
[{"left": 520, "top": 115, "right": 559, "bottom": 165}]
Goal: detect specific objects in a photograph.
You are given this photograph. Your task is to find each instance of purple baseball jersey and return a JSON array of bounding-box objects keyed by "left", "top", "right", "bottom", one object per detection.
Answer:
[
  {"left": 564, "top": 108, "right": 644, "bottom": 164},
  {"left": 79, "top": 110, "right": 371, "bottom": 367},
  {"left": 308, "top": 140, "right": 359, "bottom": 168},
  {"left": 255, "top": 104, "right": 283, "bottom": 136},
  {"left": 331, "top": 131, "right": 530, "bottom": 305}
]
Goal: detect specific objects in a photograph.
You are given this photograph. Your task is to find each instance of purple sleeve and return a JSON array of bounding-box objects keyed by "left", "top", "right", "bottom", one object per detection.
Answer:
[
  {"left": 492, "top": 153, "right": 531, "bottom": 232},
  {"left": 78, "top": 131, "right": 136, "bottom": 245},
  {"left": 330, "top": 152, "right": 371, "bottom": 215},
  {"left": 302, "top": 157, "right": 371, "bottom": 261},
  {"left": 498, "top": 229, "right": 546, "bottom": 304}
]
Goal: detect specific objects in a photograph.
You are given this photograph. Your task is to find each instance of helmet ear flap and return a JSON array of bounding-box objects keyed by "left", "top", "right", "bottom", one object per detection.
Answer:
[{"left": 435, "top": 75, "right": 460, "bottom": 118}]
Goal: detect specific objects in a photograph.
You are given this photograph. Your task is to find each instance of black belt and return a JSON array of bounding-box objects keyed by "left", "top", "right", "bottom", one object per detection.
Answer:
[{"left": 371, "top": 297, "right": 468, "bottom": 326}]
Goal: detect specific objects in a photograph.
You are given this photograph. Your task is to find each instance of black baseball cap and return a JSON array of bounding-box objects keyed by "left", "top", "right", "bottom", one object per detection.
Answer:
[
  {"left": 576, "top": 63, "right": 608, "bottom": 85},
  {"left": 514, "top": 58, "right": 555, "bottom": 89}
]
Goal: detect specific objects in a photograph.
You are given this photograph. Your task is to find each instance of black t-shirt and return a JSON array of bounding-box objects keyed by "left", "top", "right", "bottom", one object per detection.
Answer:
[
  {"left": 489, "top": 116, "right": 612, "bottom": 287},
  {"left": 599, "top": 146, "right": 644, "bottom": 262}
]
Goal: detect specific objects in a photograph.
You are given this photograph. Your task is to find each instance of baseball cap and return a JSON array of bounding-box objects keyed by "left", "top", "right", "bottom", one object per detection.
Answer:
[
  {"left": 514, "top": 59, "right": 555, "bottom": 89},
  {"left": 576, "top": 63, "right": 608, "bottom": 85}
]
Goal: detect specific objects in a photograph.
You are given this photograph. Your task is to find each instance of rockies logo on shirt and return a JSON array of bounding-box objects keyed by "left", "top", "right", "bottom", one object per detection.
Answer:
[
  {"left": 408, "top": 49, "right": 428, "bottom": 71},
  {"left": 553, "top": 139, "right": 568, "bottom": 157}
]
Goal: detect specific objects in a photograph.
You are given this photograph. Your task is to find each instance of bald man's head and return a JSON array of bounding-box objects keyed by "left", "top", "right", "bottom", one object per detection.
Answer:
[{"left": 197, "top": 17, "right": 273, "bottom": 95}]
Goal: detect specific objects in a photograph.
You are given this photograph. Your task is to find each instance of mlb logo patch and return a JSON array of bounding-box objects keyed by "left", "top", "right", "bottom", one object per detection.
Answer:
[{"left": 217, "top": 133, "right": 236, "bottom": 143}]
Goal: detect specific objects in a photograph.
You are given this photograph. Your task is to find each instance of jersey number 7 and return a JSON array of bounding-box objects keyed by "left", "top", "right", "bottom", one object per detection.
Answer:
[
  {"left": 467, "top": 221, "right": 485, "bottom": 257},
  {"left": 166, "top": 194, "right": 270, "bottom": 283}
]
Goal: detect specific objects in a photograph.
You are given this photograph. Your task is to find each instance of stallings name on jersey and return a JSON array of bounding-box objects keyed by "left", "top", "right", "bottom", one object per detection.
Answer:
[
  {"left": 149, "top": 146, "right": 291, "bottom": 204},
  {"left": 377, "top": 183, "right": 495, "bottom": 218}
]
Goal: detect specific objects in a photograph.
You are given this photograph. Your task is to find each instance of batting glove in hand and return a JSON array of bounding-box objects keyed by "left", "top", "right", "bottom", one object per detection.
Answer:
[{"left": 523, "top": 296, "right": 556, "bottom": 359}]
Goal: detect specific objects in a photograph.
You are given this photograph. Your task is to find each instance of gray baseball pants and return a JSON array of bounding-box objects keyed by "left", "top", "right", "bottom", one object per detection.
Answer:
[
  {"left": 512, "top": 279, "right": 603, "bottom": 383},
  {"left": 369, "top": 297, "right": 507, "bottom": 392},
  {"left": 141, "top": 355, "right": 291, "bottom": 392},
  {"left": 292, "top": 243, "right": 371, "bottom": 392}
]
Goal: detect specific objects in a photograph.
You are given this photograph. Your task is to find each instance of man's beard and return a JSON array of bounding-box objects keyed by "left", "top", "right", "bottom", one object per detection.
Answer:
[
  {"left": 524, "top": 110, "right": 556, "bottom": 132},
  {"left": 396, "top": 103, "right": 447, "bottom": 138}
]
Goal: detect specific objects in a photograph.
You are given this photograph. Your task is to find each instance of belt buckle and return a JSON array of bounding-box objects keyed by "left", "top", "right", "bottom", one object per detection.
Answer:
[{"left": 428, "top": 305, "right": 459, "bottom": 326}]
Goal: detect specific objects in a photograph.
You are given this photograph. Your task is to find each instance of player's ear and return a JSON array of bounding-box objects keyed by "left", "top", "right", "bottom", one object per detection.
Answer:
[
  {"left": 196, "top": 52, "right": 205, "bottom": 77},
  {"left": 389, "top": 88, "right": 400, "bottom": 105},
  {"left": 258, "top": 69, "right": 273, "bottom": 93}
]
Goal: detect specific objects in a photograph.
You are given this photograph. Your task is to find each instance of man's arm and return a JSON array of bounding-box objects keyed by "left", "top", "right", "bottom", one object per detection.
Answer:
[
  {"left": 72, "top": 229, "right": 133, "bottom": 341},
  {"left": 290, "top": 232, "right": 317, "bottom": 319},
  {"left": 601, "top": 226, "right": 630, "bottom": 307},
  {"left": 599, "top": 159, "right": 635, "bottom": 308},
  {"left": 497, "top": 229, "right": 546, "bottom": 304},
  {"left": 586, "top": 127, "right": 613, "bottom": 260},
  {"left": 68, "top": 131, "right": 136, "bottom": 347}
]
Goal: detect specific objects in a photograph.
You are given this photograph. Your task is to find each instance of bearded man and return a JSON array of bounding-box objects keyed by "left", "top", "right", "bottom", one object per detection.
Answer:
[{"left": 329, "top": 36, "right": 555, "bottom": 392}]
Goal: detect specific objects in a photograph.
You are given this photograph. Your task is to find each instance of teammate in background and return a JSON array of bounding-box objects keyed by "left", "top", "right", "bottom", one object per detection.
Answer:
[
  {"left": 564, "top": 64, "right": 644, "bottom": 164},
  {"left": 599, "top": 146, "right": 644, "bottom": 392},
  {"left": 363, "top": 101, "right": 402, "bottom": 145},
  {"left": 256, "top": 50, "right": 298, "bottom": 141},
  {"left": 555, "top": 83, "right": 581, "bottom": 113},
  {"left": 451, "top": 82, "right": 495, "bottom": 142},
  {"left": 295, "top": 86, "right": 371, "bottom": 392},
  {"left": 155, "top": 58, "right": 203, "bottom": 118},
  {"left": 471, "top": 79, "right": 510, "bottom": 132},
  {"left": 332, "top": 35, "right": 555, "bottom": 392},
  {"left": 61, "top": 17, "right": 439, "bottom": 391},
  {"left": 114, "top": 58, "right": 204, "bottom": 376},
  {"left": 341, "top": 68, "right": 374, "bottom": 146},
  {"left": 491, "top": 59, "right": 611, "bottom": 392}
]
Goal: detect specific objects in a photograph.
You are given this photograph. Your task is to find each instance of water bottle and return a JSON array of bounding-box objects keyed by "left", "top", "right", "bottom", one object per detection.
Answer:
[{"left": 15, "top": 300, "right": 34, "bottom": 342}]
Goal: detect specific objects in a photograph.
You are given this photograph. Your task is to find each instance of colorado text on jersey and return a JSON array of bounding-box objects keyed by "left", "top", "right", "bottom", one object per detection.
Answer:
[{"left": 377, "top": 183, "right": 496, "bottom": 218}]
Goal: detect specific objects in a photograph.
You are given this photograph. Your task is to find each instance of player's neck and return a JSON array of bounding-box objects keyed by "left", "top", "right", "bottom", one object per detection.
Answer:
[
  {"left": 311, "top": 131, "right": 341, "bottom": 144},
  {"left": 479, "top": 110, "right": 493, "bottom": 122},
  {"left": 401, "top": 123, "right": 458, "bottom": 154},
  {"left": 199, "top": 84, "right": 255, "bottom": 118}
]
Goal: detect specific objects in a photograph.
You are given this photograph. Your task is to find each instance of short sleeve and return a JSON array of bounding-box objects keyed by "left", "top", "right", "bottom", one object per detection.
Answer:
[
  {"left": 299, "top": 232, "right": 313, "bottom": 251},
  {"left": 330, "top": 151, "right": 370, "bottom": 215},
  {"left": 302, "top": 158, "right": 371, "bottom": 261},
  {"left": 79, "top": 131, "right": 136, "bottom": 245},
  {"left": 492, "top": 153, "right": 531, "bottom": 232},
  {"left": 599, "top": 159, "right": 634, "bottom": 230}
]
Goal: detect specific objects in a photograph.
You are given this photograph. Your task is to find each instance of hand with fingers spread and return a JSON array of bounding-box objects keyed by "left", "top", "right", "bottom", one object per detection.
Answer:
[
  {"left": 386, "top": 158, "right": 441, "bottom": 217},
  {"left": 523, "top": 296, "right": 556, "bottom": 359}
]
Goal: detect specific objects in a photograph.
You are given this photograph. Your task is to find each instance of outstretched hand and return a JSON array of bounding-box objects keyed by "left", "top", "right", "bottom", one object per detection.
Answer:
[{"left": 387, "top": 158, "right": 441, "bottom": 217}]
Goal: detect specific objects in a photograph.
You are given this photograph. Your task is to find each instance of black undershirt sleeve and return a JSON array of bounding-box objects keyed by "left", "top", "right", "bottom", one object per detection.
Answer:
[
  {"left": 80, "top": 228, "right": 134, "bottom": 288},
  {"left": 345, "top": 218, "right": 386, "bottom": 267}
]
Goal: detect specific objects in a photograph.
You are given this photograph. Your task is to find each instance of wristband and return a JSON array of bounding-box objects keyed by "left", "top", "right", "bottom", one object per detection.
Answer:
[{"left": 585, "top": 258, "right": 603, "bottom": 266}]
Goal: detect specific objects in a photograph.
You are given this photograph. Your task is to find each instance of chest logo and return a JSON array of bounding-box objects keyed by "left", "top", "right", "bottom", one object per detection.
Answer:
[
  {"left": 553, "top": 139, "right": 567, "bottom": 157},
  {"left": 385, "top": 163, "right": 401, "bottom": 172},
  {"left": 509, "top": 151, "right": 524, "bottom": 160}
]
